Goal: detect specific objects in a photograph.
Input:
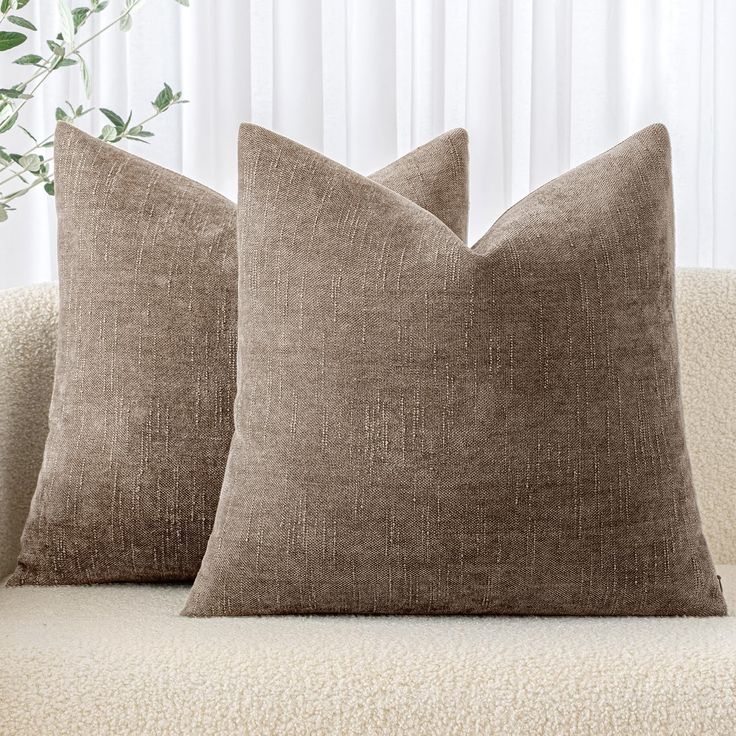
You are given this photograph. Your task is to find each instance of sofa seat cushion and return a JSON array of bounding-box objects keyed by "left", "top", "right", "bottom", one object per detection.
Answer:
[{"left": 1, "top": 566, "right": 734, "bottom": 736}]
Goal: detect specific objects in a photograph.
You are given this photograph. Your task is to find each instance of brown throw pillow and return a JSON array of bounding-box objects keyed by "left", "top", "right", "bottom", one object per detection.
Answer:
[
  {"left": 185, "top": 123, "right": 726, "bottom": 617},
  {"left": 8, "top": 122, "right": 470, "bottom": 586}
]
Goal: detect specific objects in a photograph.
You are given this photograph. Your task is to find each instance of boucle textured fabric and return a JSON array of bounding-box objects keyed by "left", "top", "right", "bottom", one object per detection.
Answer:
[
  {"left": 1, "top": 566, "right": 735, "bottom": 736},
  {"left": 677, "top": 269, "right": 736, "bottom": 565},
  {"left": 8, "top": 122, "right": 470, "bottom": 586},
  {"left": 186, "top": 123, "right": 725, "bottom": 616},
  {"left": 0, "top": 284, "right": 58, "bottom": 578}
]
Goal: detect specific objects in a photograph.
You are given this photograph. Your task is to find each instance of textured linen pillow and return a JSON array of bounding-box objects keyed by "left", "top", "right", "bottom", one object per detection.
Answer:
[
  {"left": 8, "top": 122, "right": 470, "bottom": 586},
  {"left": 185, "top": 123, "right": 726, "bottom": 617}
]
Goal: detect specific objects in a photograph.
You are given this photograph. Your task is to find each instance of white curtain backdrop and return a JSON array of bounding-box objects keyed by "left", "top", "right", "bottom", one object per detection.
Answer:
[{"left": 2, "top": 0, "right": 735, "bottom": 289}]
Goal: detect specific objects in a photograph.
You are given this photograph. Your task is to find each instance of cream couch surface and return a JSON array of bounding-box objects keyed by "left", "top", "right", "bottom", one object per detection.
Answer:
[{"left": 1, "top": 269, "right": 735, "bottom": 736}]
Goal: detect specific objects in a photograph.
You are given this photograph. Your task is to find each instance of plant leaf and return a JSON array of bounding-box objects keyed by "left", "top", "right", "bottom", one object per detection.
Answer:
[
  {"left": 152, "top": 83, "right": 174, "bottom": 111},
  {"left": 99, "top": 107, "right": 125, "bottom": 131},
  {"left": 0, "top": 0, "right": 27, "bottom": 11},
  {"left": 18, "top": 124, "right": 36, "bottom": 141},
  {"left": 72, "top": 7, "right": 90, "bottom": 30},
  {"left": 18, "top": 153, "right": 41, "bottom": 172},
  {"left": 0, "top": 31, "right": 27, "bottom": 52},
  {"left": 8, "top": 15, "right": 36, "bottom": 31},
  {"left": 77, "top": 54, "right": 91, "bottom": 98},
  {"left": 13, "top": 53, "right": 42, "bottom": 65},
  {"left": 44, "top": 181, "right": 55, "bottom": 196},
  {"left": 100, "top": 124, "right": 117, "bottom": 141},
  {"left": 173, "top": 0, "right": 189, "bottom": 5},
  {"left": 56, "top": 57, "right": 76, "bottom": 66},
  {"left": 57, "top": 0, "right": 75, "bottom": 48},
  {"left": 0, "top": 87, "right": 24, "bottom": 98},
  {"left": 119, "top": 0, "right": 137, "bottom": 32},
  {"left": 47, "top": 39, "right": 64, "bottom": 56},
  {"left": 55, "top": 106, "right": 69, "bottom": 121},
  {"left": 0, "top": 111, "right": 18, "bottom": 134},
  {"left": 0, "top": 206, "right": 8, "bottom": 223}
]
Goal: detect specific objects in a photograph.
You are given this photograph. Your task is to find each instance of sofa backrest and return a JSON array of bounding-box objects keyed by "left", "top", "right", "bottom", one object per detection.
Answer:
[
  {"left": 0, "top": 283, "right": 57, "bottom": 578},
  {"left": 0, "top": 270, "right": 734, "bottom": 578}
]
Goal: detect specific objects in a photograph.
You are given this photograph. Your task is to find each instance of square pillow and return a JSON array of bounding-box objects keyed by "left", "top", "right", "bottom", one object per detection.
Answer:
[
  {"left": 185, "top": 123, "right": 726, "bottom": 616},
  {"left": 8, "top": 122, "right": 469, "bottom": 585}
]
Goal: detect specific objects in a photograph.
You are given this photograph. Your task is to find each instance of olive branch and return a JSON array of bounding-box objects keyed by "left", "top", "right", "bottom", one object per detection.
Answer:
[{"left": 0, "top": 0, "right": 188, "bottom": 222}]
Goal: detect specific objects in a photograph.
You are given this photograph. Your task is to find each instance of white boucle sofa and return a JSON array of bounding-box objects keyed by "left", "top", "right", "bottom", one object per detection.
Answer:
[{"left": 1, "top": 269, "right": 735, "bottom": 736}]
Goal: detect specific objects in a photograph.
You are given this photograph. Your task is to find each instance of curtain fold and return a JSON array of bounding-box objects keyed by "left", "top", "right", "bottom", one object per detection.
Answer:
[{"left": 2, "top": 0, "right": 734, "bottom": 289}]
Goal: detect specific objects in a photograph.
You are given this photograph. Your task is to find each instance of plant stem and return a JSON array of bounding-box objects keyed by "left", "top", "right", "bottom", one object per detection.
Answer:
[
  {"left": 0, "top": 104, "right": 172, "bottom": 189},
  {"left": 131, "top": 106, "right": 167, "bottom": 130},
  {"left": 7, "top": 66, "right": 56, "bottom": 129},
  {"left": 20, "top": 131, "right": 54, "bottom": 158},
  {"left": 75, "top": 1, "right": 146, "bottom": 55},
  {"left": 0, "top": 154, "right": 53, "bottom": 188},
  {"left": 0, "top": 0, "right": 147, "bottom": 180},
  {"left": 9, "top": 0, "right": 145, "bottom": 117},
  {"left": 0, "top": 129, "right": 52, "bottom": 179},
  {"left": 2, "top": 174, "right": 44, "bottom": 203}
]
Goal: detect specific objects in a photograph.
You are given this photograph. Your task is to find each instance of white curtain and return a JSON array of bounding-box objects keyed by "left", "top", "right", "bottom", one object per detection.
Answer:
[{"left": 2, "top": 0, "right": 735, "bottom": 289}]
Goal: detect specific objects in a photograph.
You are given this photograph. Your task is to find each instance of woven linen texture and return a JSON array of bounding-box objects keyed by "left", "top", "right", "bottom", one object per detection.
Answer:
[
  {"left": 9, "top": 123, "right": 469, "bottom": 585},
  {"left": 185, "top": 123, "right": 726, "bottom": 616}
]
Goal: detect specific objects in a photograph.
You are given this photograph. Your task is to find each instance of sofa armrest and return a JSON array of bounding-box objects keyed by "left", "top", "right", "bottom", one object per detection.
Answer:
[
  {"left": 0, "top": 283, "right": 58, "bottom": 577},
  {"left": 676, "top": 269, "right": 736, "bottom": 566}
]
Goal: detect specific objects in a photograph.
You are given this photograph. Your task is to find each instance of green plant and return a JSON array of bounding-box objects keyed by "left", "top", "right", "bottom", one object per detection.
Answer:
[{"left": 0, "top": 0, "right": 188, "bottom": 222}]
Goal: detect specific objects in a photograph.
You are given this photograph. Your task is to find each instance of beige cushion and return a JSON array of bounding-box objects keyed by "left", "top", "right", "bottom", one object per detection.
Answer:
[
  {"left": 186, "top": 124, "right": 724, "bottom": 617},
  {"left": 1, "top": 565, "right": 734, "bottom": 735}
]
